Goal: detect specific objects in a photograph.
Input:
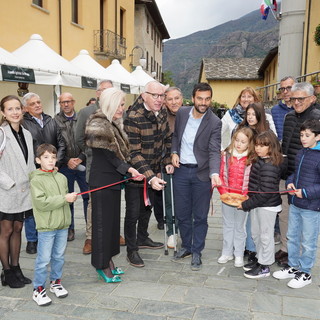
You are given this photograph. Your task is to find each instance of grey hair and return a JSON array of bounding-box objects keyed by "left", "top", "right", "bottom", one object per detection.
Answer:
[
  {"left": 291, "top": 82, "right": 314, "bottom": 96},
  {"left": 99, "top": 87, "right": 126, "bottom": 124},
  {"left": 144, "top": 80, "right": 162, "bottom": 93},
  {"left": 165, "top": 87, "right": 183, "bottom": 96},
  {"left": 96, "top": 79, "right": 113, "bottom": 90},
  {"left": 21, "top": 92, "right": 40, "bottom": 106},
  {"left": 280, "top": 76, "right": 296, "bottom": 83}
]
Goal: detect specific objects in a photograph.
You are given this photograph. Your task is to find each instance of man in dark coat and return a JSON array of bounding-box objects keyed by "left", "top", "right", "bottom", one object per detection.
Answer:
[
  {"left": 21, "top": 92, "right": 66, "bottom": 254},
  {"left": 276, "top": 82, "right": 320, "bottom": 265}
]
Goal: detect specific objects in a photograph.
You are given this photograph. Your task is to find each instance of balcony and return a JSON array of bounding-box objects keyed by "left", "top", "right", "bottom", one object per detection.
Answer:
[{"left": 93, "top": 29, "right": 126, "bottom": 60}]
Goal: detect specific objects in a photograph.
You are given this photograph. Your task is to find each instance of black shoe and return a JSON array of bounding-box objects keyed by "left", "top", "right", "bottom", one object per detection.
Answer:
[
  {"left": 10, "top": 265, "right": 32, "bottom": 284},
  {"left": 247, "top": 251, "right": 257, "bottom": 263},
  {"left": 1, "top": 269, "right": 25, "bottom": 288},
  {"left": 244, "top": 264, "right": 270, "bottom": 279},
  {"left": 67, "top": 229, "right": 75, "bottom": 241},
  {"left": 172, "top": 248, "right": 192, "bottom": 262},
  {"left": 277, "top": 256, "right": 289, "bottom": 267},
  {"left": 275, "top": 249, "right": 288, "bottom": 261},
  {"left": 191, "top": 253, "right": 202, "bottom": 271},
  {"left": 137, "top": 237, "right": 164, "bottom": 249},
  {"left": 157, "top": 221, "right": 164, "bottom": 230},
  {"left": 26, "top": 241, "right": 37, "bottom": 254},
  {"left": 243, "top": 261, "right": 259, "bottom": 271},
  {"left": 127, "top": 251, "right": 145, "bottom": 268}
]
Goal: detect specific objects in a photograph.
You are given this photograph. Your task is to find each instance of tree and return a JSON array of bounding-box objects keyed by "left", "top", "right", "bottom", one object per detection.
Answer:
[{"left": 162, "top": 71, "right": 175, "bottom": 87}]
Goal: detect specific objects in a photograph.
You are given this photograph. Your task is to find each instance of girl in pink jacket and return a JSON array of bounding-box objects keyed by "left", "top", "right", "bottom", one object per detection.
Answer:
[{"left": 217, "top": 127, "right": 255, "bottom": 267}]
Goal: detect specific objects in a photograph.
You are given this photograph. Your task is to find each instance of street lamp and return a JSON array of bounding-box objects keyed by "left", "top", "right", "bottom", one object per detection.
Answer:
[{"left": 130, "top": 45, "right": 146, "bottom": 70}]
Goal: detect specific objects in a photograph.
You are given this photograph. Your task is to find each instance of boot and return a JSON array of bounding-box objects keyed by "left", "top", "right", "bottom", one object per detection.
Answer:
[
  {"left": 11, "top": 264, "right": 32, "bottom": 284},
  {"left": 1, "top": 269, "right": 25, "bottom": 288}
]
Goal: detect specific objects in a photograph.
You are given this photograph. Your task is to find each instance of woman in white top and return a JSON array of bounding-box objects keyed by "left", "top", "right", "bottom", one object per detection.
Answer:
[{"left": 221, "top": 87, "right": 276, "bottom": 150}]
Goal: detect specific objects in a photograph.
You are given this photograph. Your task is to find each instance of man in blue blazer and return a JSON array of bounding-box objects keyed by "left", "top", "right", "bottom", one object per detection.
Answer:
[{"left": 171, "top": 83, "right": 222, "bottom": 270}]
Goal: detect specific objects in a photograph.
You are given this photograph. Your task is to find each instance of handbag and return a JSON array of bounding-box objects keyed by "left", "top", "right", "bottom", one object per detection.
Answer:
[{"left": 0, "top": 126, "right": 6, "bottom": 158}]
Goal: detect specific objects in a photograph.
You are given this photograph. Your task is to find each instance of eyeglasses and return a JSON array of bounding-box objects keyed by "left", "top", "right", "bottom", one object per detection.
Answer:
[
  {"left": 59, "top": 100, "right": 74, "bottom": 105},
  {"left": 289, "top": 96, "right": 312, "bottom": 103},
  {"left": 279, "top": 86, "right": 292, "bottom": 92},
  {"left": 145, "top": 92, "right": 165, "bottom": 100}
]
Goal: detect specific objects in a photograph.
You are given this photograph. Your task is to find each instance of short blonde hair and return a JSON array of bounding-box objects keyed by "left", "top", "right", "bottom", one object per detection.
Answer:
[{"left": 99, "top": 87, "right": 126, "bottom": 123}]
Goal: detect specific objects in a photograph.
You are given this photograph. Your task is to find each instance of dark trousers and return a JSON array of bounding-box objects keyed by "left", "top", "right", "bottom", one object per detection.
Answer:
[
  {"left": 173, "top": 165, "right": 211, "bottom": 254},
  {"left": 124, "top": 184, "right": 155, "bottom": 253},
  {"left": 59, "top": 165, "right": 89, "bottom": 230}
]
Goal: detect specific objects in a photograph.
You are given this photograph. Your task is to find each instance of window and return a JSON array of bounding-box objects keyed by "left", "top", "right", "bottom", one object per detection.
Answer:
[
  {"left": 72, "top": 0, "right": 79, "bottom": 24},
  {"left": 120, "top": 8, "right": 125, "bottom": 42},
  {"left": 146, "top": 15, "right": 149, "bottom": 33},
  {"left": 146, "top": 51, "right": 149, "bottom": 71},
  {"left": 151, "top": 24, "right": 153, "bottom": 40},
  {"left": 32, "top": 0, "right": 43, "bottom": 7},
  {"left": 151, "top": 56, "right": 153, "bottom": 72}
]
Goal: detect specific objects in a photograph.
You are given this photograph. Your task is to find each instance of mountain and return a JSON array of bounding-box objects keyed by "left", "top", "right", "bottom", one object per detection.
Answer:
[{"left": 163, "top": 9, "right": 279, "bottom": 98}]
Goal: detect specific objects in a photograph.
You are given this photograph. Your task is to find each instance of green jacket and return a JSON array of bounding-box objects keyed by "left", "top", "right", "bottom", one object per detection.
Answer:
[{"left": 29, "top": 169, "right": 71, "bottom": 232}]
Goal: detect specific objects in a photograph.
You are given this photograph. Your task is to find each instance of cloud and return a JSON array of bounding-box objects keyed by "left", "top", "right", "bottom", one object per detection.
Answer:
[{"left": 156, "top": 0, "right": 262, "bottom": 39}]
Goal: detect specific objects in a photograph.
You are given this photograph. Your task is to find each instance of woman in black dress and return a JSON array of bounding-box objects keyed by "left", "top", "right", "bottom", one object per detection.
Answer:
[{"left": 85, "top": 88, "right": 143, "bottom": 283}]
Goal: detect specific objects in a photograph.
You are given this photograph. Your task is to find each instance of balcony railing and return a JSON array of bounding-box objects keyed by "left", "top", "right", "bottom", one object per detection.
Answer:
[
  {"left": 93, "top": 29, "right": 126, "bottom": 60},
  {"left": 256, "top": 70, "right": 320, "bottom": 108}
]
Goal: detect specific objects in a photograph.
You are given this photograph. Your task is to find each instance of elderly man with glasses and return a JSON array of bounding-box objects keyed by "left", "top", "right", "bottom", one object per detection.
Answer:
[
  {"left": 124, "top": 81, "right": 173, "bottom": 268},
  {"left": 54, "top": 92, "right": 89, "bottom": 242}
]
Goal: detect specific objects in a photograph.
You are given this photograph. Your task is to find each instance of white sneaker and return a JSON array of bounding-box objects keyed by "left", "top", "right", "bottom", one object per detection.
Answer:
[
  {"left": 234, "top": 256, "right": 244, "bottom": 267},
  {"left": 33, "top": 287, "right": 52, "bottom": 306},
  {"left": 218, "top": 255, "right": 233, "bottom": 264},
  {"left": 167, "top": 235, "right": 177, "bottom": 249},
  {"left": 287, "top": 272, "right": 312, "bottom": 289},
  {"left": 50, "top": 279, "right": 68, "bottom": 298},
  {"left": 273, "top": 266, "right": 299, "bottom": 280}
]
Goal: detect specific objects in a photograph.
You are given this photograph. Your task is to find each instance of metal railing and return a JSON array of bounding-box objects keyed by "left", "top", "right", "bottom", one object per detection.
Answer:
[
  {"left": 256, "top": 70, "right": 320, "bottom": 108},
  {"left": 93, "top": 29, "right": 126, "bottom": 60}
]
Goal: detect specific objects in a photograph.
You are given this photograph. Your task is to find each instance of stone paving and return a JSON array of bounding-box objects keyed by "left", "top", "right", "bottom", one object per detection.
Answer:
[{"left": 0, "top": 190, "right": 319, "bottom": 319}]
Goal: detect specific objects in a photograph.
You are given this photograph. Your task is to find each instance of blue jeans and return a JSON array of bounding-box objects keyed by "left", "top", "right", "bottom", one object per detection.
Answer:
[
  {"left": 245, "top": 212, "right": 256, "bottom": 252},
  {"left": 173, "top": 165, "right": 211, "bottom": 254},
  {"left": 24, "top": 215, "right": 38, "bottom": 242},
  {"left": 287, "top": 205, "right": 320, "bottom": 274},
  {"left": 59, "top": 166, "right": 89, "bottom": 230},
  {"left": 33, "top": 229, "right": 68, "bottom": 288}
]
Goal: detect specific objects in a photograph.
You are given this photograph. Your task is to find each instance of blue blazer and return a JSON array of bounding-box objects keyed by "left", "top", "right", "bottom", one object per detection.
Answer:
[{"left": 171, "top": 106, "right": 221, "bottom": 182}]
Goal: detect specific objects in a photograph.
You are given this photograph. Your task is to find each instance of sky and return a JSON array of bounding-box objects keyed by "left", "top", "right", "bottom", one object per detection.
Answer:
[{"left": 156, "top": 0, "right": 264, "bottom": 39}]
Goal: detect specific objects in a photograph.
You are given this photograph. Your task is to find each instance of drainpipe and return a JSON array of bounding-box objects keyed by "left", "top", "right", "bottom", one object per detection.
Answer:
[
  {"left": 58, "top": 0, "right": 62, "bottom": 55},
  {"left": 304, "top": 0, "right": 311, "bottom": 75},
  {"left": 115, "top": 0, "right": 118, "bottom": 58}
]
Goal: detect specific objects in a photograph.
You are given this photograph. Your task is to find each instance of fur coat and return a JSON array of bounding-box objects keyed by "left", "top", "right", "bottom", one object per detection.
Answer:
[{"left": 85, "top": 109, "right": 130, "bottom": 163}]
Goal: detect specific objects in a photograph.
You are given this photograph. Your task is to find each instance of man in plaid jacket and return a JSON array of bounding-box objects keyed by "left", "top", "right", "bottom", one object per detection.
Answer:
[{"left": 124, "top": 81, "right": 173, "bottom": 267}]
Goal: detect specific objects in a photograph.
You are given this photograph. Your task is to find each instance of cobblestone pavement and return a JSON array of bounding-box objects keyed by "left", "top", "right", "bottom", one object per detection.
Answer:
[{"left": 0, "top": 190, "right": 319, "bottom": 319}]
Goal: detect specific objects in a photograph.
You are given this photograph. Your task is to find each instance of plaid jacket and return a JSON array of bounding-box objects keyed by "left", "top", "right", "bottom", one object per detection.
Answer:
[{"left": 124, "top": 102, "right": 171, "bottom": 181}]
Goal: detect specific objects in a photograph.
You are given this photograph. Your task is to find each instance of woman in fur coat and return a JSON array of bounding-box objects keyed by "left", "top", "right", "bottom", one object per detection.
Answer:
[{"left": 85, "top": 88, "right": 143, "bottom": 283}]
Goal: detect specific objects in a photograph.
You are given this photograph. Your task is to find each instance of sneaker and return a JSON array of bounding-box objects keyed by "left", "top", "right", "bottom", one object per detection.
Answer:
[
  {"left": 243, "top": 261, "right": 259, "bottom": 271},
  {"left": 137, "top": 237, "right": 164, "bottom": 249},
  {"left": 273, "top": 266, "right": 299, "bottom": 280},
  {"left": 172, "top": 248, "right": 192, "bottom": 262},
  {"left": 191, "top": 253, "right": 202, "bottom": 271},
  {"left": 167, "top": 235, "right": 177, "bottom": 249},
  {"left": 247, "top": 251, "right": 257, "bottom": 263},
  {"left": 33, "top": 286, "right": 52, "bottom": 306},
  {"left": 50, "top": 279, "right": 68, "bottom": 298},
  {"left": 244, "top": 264, "right": 270, "bottom": 279},
  {"left": 287, "top": 271, "right": 312, "bottom": 289},
  {"left": 234, "top": 256, "right": 244, "bottom": 268},
  {"left": 217, "top": 255, "right": 233, "bottom": 264},
  {"left": 26, "top": 241, "right": 37, "bottom": 254}
]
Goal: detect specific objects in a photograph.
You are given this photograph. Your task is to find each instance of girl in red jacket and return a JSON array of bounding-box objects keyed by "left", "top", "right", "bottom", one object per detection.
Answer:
[{"left": 217, "top": 127, "right": 255, "bottom": 267}]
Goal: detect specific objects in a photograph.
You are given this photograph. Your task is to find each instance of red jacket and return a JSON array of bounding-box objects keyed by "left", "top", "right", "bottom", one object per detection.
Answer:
[{"left": 218, "top": 152, "right": 251, "bottom": 195}]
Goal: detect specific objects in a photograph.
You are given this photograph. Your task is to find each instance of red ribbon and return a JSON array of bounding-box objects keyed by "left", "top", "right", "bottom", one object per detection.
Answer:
[
  {"left": 77, "top": 175, "right": 151, "bottom": 206},
  {"left": 213, "top": 184, "right": 296, "bottom": 194}
]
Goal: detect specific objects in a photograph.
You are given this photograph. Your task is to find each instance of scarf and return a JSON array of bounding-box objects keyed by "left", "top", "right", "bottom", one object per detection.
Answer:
[{"left": 229, "top": 104, "right": 245, "bottom": 124}]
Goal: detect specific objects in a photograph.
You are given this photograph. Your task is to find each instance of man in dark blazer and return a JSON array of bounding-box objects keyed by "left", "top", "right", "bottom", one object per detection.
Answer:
[{"left": 171, "top": 82, "right": 222, "bottom": 271}]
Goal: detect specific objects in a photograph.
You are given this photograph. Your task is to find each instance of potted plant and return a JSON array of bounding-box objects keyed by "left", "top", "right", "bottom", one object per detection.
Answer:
[{"left": 314, "top": 24, "right": 320, "bottom": 46}]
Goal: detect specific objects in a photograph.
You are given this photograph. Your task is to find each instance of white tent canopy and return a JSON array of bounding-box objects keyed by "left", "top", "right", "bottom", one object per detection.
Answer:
[
  {"left": 12, "top": 34, "right": 97, "bottom": 88},
  {"left": 105, "top": 59, "right": 139, "bottom": 94},
  {"left": 131, "top": 66, "right": 155, "bottom": 88}
]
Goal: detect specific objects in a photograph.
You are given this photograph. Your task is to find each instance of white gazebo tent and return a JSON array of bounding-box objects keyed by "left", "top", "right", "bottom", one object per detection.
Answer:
[
  {"left": 11, "top": 34, "right": 99, "bottom": 114},
  {"left": 131, "top": 66, "right": 155, "bottom": 91},
  {"left": 105, "top": 59, "right": 139, "bottom": 94}
]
